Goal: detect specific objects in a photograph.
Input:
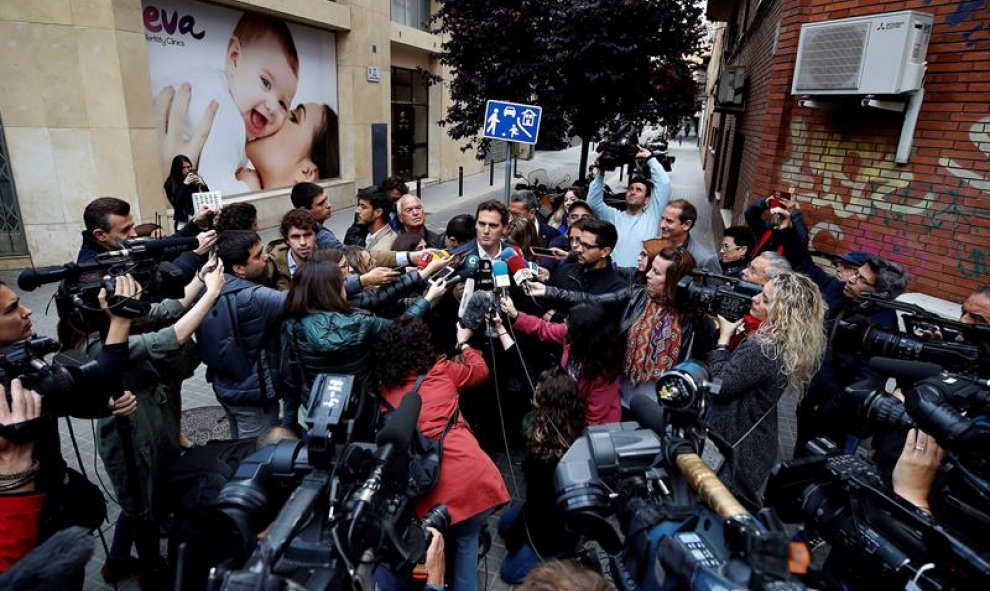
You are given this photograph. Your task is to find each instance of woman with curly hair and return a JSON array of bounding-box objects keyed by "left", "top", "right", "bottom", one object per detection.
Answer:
[
  {"left": 374, "top": 317, "right": 509, "bottom": 591},
  {"left": 500, "top": 299, "right": 622, "bottom": 425},
  {"left": 498, "top": 368, "right": 586, "bottom": 583},
  {"left": 706, "top": 272, "right": 827, "bottom": 506}
]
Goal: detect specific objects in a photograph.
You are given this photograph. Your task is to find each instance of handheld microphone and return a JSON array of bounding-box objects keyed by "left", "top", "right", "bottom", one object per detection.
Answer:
[
  {"left": 499, "top": 246, "right": 521, "bottom": 261},
  {"left": 445, "top": 255, "right": 479, "bottom": 288},
  {"left": 104, "top": 236, "right": 200, "bottom": 259},
  {"left": 460, "top": 290, "right": 494, "bottom": 331},
  {"left": 492, "top": 260, "right": 511, "bottom": 290},
  {"left": 475, "top": 259, "right": 495, "bottom": 291},
  {"left": 505, "top": 254, "right": 533, "bottom": 286}
]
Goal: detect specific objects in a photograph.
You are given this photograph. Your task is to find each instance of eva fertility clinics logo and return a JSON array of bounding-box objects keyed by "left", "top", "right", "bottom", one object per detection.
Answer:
[{"left": 143, "top": 5, "right": 206, "bottom": 47}]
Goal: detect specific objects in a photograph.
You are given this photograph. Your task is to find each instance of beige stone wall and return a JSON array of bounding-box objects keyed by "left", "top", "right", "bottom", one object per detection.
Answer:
[{"left": 0, "top": 0, "right": 484, "bottom": 266}]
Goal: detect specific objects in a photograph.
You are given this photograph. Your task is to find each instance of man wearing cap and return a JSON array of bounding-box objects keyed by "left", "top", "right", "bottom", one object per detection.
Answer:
[
  {"left": 587, "top": 146, "right": 670, "bottom": 268},
  {"left": 831, "top": 251, "right": 870, "bottom": 283}
]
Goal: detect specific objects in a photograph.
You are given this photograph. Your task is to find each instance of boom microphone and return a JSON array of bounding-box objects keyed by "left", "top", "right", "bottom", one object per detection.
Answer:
[
  {"left": 106, "top": 236, "right": 200, "bottom": 259},
  {"left": 868, "top": 357, "right": 943, "bottom": 385},
  {"left": 460, "top": 290, "right": 493, "bottom": 331},
  {"left": 350, "top": 392, "right": 422, "bottom": 508},
  {"left": 17, "top": 265, "right": 73, "bottom": 292}
]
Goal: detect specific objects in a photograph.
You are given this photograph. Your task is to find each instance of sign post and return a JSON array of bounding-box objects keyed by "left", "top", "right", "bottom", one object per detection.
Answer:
[{"left": 482, "top": 100, "right": 543, "bottom": 204}]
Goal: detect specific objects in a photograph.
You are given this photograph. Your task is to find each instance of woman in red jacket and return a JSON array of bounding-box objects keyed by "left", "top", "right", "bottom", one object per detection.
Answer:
[
  {"left": 500, "top": 298, "right": 623, "bottom": 425},
  {"left": 374, "top": 316, "right": 510, "bottom": 591}
]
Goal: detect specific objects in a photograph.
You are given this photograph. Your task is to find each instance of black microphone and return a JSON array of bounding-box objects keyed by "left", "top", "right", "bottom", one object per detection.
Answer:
[
  {"left": 102, "top": 236, "right": 200, "bottom": 259},
  {"left": 0, "top": 526, "right": 93, "bottom": 591},
  {"left": 17, "top": 265, "right": 74, "bottom": 292},
  {"left": 460, "top": 290, "right": 493, "bottom": 331},
  {"left": 868, "top": 357, "right": 943, "bottom": 385},
  {"left": 630, "top": 394, "right": 667, "bottom": 436},
  {"left": 771, "top": 212, "right": 782, "bottom": 230},
  {"left": 350, "top": 392, "right": 422, "bottom": 508}
]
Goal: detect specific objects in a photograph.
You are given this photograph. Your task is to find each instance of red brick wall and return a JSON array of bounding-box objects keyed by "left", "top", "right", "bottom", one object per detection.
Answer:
[{"left": 743, "top": 0, "right": 990, "bottom": 300}]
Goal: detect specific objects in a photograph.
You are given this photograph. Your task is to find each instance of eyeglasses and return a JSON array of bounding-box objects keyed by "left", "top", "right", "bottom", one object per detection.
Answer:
[
  {"left": 577, "top": 241, "right": 601, "bottom": 250},
  {"left": 719, "top": 243, "right": 743, "bottom": 252},
  {"left": 850, "top": 270, "right": 876, "bottom": 288}
]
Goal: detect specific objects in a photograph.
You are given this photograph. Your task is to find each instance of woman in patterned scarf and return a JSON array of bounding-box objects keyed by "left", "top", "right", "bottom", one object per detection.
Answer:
[{"left": 525, "top": 242, "right": 716, "bottom": 412}]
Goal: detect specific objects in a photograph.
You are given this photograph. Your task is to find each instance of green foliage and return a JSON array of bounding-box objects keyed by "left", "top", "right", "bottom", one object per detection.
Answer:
[{"left": 431, "top": 0, "right": 705, "bottom": 157}]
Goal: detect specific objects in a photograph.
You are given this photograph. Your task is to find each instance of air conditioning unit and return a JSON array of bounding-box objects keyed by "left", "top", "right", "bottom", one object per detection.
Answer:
[
  {"left": 716, "top": 66, "right": 746, "bottom": 110},
  {"left": 792, "top": 10, "right": 933, "bottom": 95}
]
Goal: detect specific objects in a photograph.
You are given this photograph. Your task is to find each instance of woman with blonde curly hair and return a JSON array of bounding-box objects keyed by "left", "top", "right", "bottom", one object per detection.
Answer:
[{"left": 705, "top": 272, "right": 826, "bottom": 506}]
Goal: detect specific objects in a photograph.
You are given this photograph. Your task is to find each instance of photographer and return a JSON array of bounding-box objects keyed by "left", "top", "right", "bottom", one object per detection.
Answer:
[
  {"left": 706, "top": 273, "right": 827, "bottom": 505},
  {"left": 586, "top": 147, "right": 670, "bottom": 268},
  {"left": 373, "top": 316, "right": 509, "bottom": 591},
  {"left": 60, "top": 265, "right": 224, "bottom": 583},
  {"left": 527, "top": 246, "right": 716, "bottom": 410}
]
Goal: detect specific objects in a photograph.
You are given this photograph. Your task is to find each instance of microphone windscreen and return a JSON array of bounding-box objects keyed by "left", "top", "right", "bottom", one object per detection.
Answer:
[
  {"left": 868, "top": 357, "right": 942, "bottom": 384},
  {"left": 629, "top": 394, "right": 667, "bottom": 436},
  {"left": 377, "top": 391, "right": 422, "bottom": 449},
  {"left": 461, "top": 290, "right": 492, "bottom": 330},
  {"left": 492, "top": 260, "right": 511, "bottom": 288},
  {"left": 462, "top": 255, "right": 480, "bottom": 274},
  {"left": 0, "top": 526, "right": 93, "bottom": 591},
  {"left": 17, "top": 266, "right": 69, "bottom": 292}
]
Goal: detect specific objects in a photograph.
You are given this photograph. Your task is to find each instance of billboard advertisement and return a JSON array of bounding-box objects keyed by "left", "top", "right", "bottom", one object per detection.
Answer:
[{"left": 142, "top": 0, "right": 339, "bottom": 196}]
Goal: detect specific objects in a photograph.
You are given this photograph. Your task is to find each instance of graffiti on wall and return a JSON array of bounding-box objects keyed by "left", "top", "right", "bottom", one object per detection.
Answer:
[
  {"left": 923, "top": 0, "right": 989, "bottom": 46},
  {"left": 777, "top": 115, "right": 990, "bottom": 285}
]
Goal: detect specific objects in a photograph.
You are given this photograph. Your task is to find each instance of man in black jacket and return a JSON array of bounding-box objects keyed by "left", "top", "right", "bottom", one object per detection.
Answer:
[{"left": 549, "top": 219, "right": 627, "bottom": 295}]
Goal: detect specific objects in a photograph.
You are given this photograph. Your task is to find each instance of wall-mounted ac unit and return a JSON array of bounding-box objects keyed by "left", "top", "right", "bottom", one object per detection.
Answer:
[
  {"left": 716, "top": 66, "right": 746, "bottom": 111},
  {"left": 792, "top": 10, "right": 932, "bottom": 95}
]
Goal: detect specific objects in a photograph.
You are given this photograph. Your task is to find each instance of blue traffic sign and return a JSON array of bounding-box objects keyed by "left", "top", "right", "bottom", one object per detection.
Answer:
[{"left": 483, "top": 100, "right": 542, "bottom": 145}]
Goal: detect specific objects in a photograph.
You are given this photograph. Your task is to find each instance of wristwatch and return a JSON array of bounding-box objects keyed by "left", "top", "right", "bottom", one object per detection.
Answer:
[{"left": 454, "top": 342, "right": 469, "bottom": 353}]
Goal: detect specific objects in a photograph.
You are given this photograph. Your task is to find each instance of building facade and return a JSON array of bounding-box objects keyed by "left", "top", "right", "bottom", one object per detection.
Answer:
[
  {"left": 0, "top": 0, "right": 480, "bottom": 267},
  {"left": 702, "top": 0, "right": 990, "bottom": 300}
]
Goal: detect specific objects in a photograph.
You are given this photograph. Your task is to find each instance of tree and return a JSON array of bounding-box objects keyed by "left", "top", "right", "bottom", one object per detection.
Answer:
[{"left": 432, "top": 0, "right": 705, "bottom": 180}]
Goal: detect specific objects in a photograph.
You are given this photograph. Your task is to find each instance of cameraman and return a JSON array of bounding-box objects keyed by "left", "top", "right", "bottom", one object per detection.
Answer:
[
  {"left": 59, "top": 265, "right": 224, "bottom": 582},
  {"left": 776, "top": 208, "right": 907, "bottom": 449}
]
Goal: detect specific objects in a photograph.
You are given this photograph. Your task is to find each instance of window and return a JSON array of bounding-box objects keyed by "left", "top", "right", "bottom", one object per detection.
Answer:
[
  {"left": 391, "top": 0, "right": 431, "bottom": 31},
  {"left": 0, "top": 115, "right": 27, "bottom": 256}
]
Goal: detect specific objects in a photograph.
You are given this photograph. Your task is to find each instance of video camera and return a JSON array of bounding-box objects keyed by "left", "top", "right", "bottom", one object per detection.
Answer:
[
  {"left": 553, "top": 362, "right": 804, "bottom": 591},
  {"left": 181, "top": 376, "right": 442, "bottom": 591},
  {"left": 17, "top": 236, "right": 196, "bottom": 319},
  {"left": 596, "top": 124, "right": 641, "bottom": 172},
  {"left": 767, "top": 438, "right": 990, "bottom": 590},
  {"left": 0, "top": 336, "right": 105, "bottom": 420},
  {"left": 834, "top": 295, "right": 990, "bottom": 377},
  {"left": 676, "top": 271, "right": 761, "bottom": 322}
]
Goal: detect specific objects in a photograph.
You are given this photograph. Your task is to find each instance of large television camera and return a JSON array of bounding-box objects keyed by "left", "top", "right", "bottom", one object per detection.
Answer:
[
  {"left": 553, "top": 361, "right": 804, "bottom": 591},
  {"left": 177, "top": 376, "right": 440, "bottom": 591},
  {"left": 767, "top": 438, "right": 990, "bottom": 591},
  {"left": 834, "top": 295, "right": 990, "bottom": 377},
  {"left": 17, "top": 236, "right": 196, "bottom": 319},
  {"left": 0, "top": 336, "right": 106, "bottom": 420},
  {"left": 676, "top": 271, "right": 761, "bottom": 322}
]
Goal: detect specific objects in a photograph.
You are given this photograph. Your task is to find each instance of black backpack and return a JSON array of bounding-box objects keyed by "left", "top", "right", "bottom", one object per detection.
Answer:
[{"left": 380, "top": 373, "right": 459, "bottom": 499}]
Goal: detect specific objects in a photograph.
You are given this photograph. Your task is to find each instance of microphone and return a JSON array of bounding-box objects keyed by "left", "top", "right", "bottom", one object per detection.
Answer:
[
  {"left": 771, "top": 212, "right": 782, "bottom": 230},
  {"left": 499, "top": 246, "right": 521, "bottom": 261},
  {"left": 18, "top": 265, "right": 73, "bottom": 292},
  {"left": 460, "top": 290, "right": 493, "bottom": 331},
  {"left": 103, "top": 236, "right": 200, "bottom": 259},
  {"left": 868, "top": 357, "right": 943, "bottom": 385},
  {"left": 351, "top": 392, "right": 422, "bottom": 508},
  {"left": 506, "top": 254, "right": 533, "bottom": 286},
  {"left": 630, "top": 394, "right": 667, "bottom": 437},
  {"left": 492, "top": 260, "right": 511, "bottom": 290}
]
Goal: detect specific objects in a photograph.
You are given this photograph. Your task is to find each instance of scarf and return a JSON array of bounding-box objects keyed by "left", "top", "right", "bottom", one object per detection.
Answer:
[{"left": 625, "top": 299, "right": 682, "bottom": 386}]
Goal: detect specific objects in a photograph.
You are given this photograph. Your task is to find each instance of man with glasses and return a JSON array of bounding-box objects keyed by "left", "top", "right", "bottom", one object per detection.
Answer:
[
  {"left": 719, "top": 226, "right": 755, "bottom": 278},
  {"left": 549, "top": 219, "right": 627, "bottom": 295}
]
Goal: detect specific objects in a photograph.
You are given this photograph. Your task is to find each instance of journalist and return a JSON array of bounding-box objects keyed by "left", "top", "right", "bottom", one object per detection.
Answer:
[
  {"left": 526, "top": 246, "right": 716, "bottom": 409},
  {"left": 164, "top": 154, "right": 208, "bottom": 231},
  {"left": 373, "top": 316, "right": 509, "bottom": 591},
  {"left": 59, "top": 266, "right": 224, "bottom": 584},
  {"left": 706, "top": 272, "right": 827, "bottom": 505},
  {"left": 280, "top": 251, "right": 447, "bottom": 429}
]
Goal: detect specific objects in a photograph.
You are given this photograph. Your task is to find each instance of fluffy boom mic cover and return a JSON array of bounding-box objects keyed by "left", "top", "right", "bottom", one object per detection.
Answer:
[{"left": 461, "top": 290, "right": 493, "bottom": 331}]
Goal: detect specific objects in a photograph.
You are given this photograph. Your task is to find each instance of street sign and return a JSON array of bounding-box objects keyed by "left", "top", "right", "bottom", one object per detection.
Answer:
[{"left": 483, "top": 100, "right": 542, "bottom": 145}]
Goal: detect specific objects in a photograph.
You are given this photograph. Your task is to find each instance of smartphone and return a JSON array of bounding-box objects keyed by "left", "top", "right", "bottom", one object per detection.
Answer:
[
  {"left": 429, "top": 266, "right": 458, "bottom": 286},
  {"left": 530, "top": 246, "right": 561, "bottom": 258}
]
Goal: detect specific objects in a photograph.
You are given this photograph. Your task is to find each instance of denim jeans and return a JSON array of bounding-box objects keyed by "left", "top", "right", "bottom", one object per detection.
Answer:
[
  {"left": 497, "top": 504, "right": 542, "bottom": 584},
  {"left": 448, "top": 507, "right": 494, "bottom": 591}
]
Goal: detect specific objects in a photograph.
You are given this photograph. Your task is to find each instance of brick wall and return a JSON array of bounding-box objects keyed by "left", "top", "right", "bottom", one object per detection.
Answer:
[{"left": 735, "top": 0, "right": 990, "bottom": 300}]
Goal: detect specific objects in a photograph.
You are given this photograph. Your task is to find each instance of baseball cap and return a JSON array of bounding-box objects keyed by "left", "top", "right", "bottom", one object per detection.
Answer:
[{"left": 831, "top": 251, "right": 870, "bottom": 267}]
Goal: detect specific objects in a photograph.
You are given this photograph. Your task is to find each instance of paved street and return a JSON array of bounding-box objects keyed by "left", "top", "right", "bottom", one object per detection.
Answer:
[{"left": 0, "top": 137, "right": 711, "bottom": 591}]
